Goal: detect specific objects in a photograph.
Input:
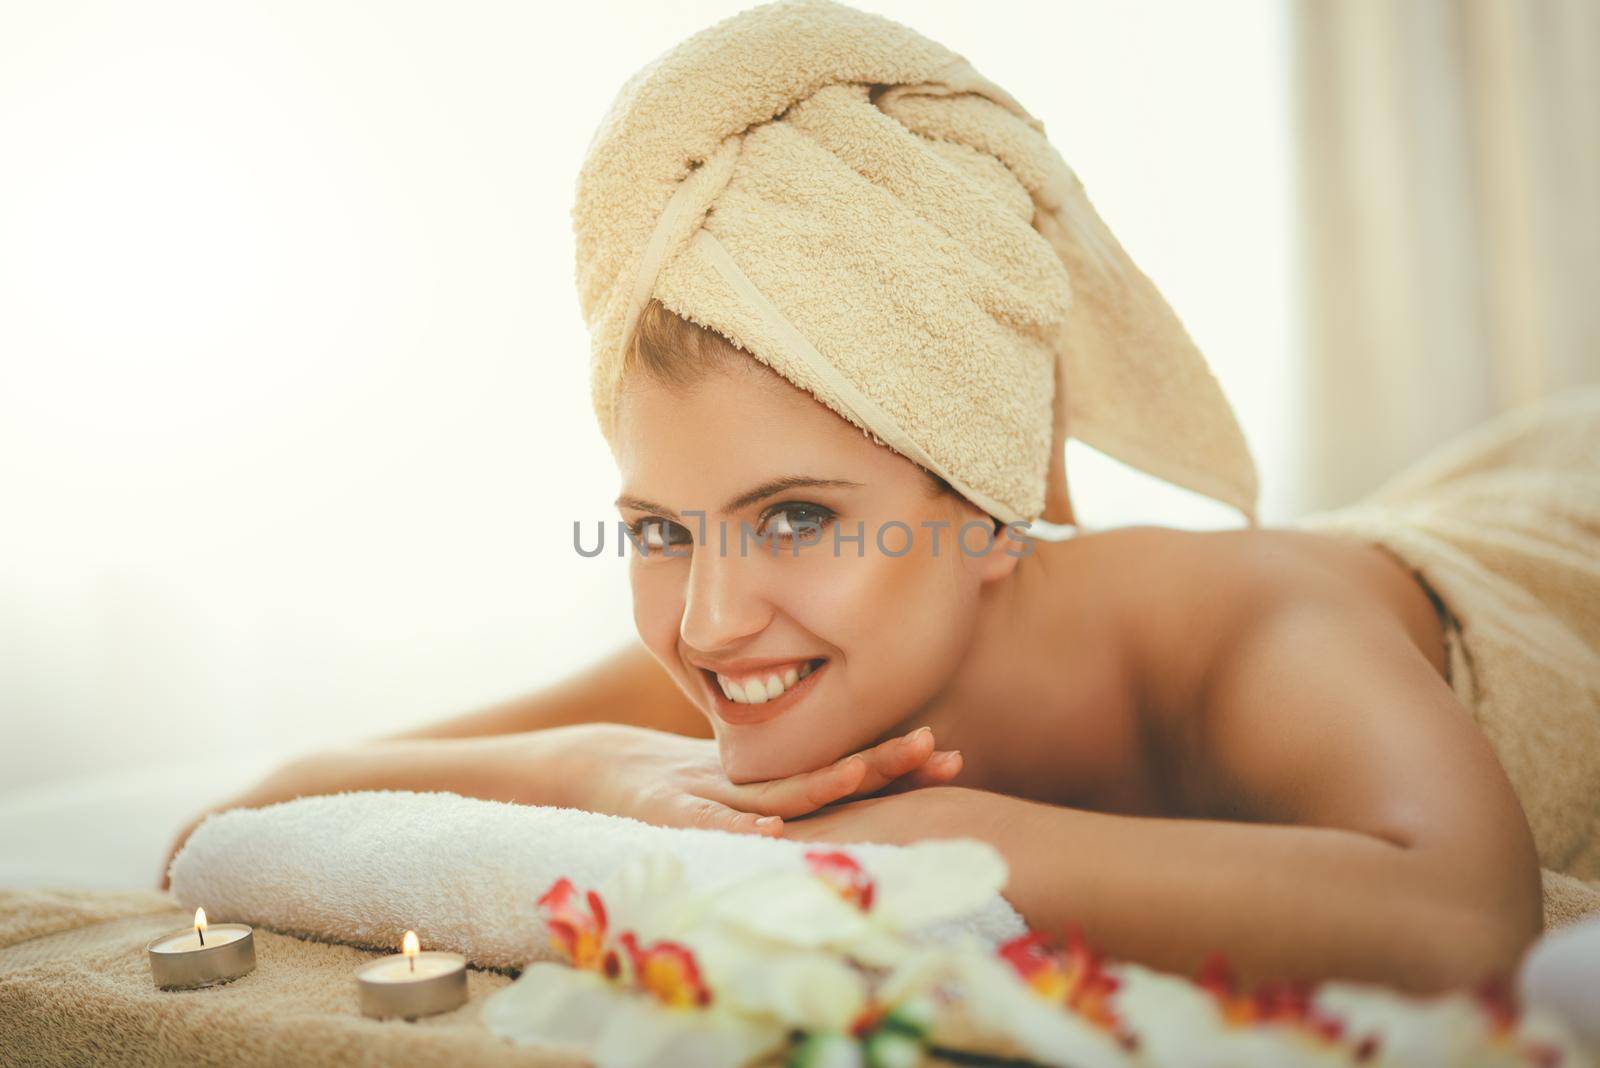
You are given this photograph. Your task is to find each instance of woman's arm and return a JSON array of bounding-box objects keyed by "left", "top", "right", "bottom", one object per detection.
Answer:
[
  {"left": 158, "top": 640, "right": 705, "bottom": 885},
  {"left": 160, "top": 641, "right": 959, "bottom": 884},
  {"left": 791, "top": 786, "right": 1526, "bottom": 994},
  {"left": 261, "top": 640, "right": 705, "bottom": 805},
  {"left": 787, "top": 602, "right": 1544, "bottom": 996},
  {"left": 381, "top": 639, "right": 710, "bottom": 740}
]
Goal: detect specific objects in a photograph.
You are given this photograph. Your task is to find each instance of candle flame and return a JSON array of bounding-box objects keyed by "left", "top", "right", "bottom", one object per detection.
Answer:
[
  {"left": 402, "top": 930, "right": 420, "bottom": 958},
  {"left": 194, "top": 907, "right": 207, "bottom": 933}
]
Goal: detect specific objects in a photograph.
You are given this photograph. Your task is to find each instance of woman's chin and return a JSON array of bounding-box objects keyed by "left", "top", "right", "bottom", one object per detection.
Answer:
[{"left": 716, "top": 735, "right": 843, "bottom": 785}]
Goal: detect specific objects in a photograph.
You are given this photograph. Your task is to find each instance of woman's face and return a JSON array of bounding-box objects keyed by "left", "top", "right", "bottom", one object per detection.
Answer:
[{"left": 613, "top": 359, "right": 1021, "bottom": 782}]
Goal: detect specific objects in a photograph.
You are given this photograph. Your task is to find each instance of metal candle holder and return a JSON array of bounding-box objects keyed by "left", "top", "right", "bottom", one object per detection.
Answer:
[
  {"left": 355, "top": 949, "right": 468, "bottom": 1019},
  {"left": 146, "top": 923, "right": 257, "bottom": 990}
]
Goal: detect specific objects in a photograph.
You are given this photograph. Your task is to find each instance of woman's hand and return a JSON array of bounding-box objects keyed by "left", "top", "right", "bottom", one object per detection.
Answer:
[
  {"left": 567, "top": 722, "right": 964, "bottom": 837},
  {"left": 782, "top": 785, "right": 983, "bottom": 846}
]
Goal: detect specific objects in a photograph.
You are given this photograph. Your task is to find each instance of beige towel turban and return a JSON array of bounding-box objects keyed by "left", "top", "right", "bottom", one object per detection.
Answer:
[{"left": 575, "top": 0, "right": 1260, "bottom": 527}]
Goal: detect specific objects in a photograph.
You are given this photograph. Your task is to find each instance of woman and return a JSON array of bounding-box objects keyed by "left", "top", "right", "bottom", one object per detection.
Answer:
[
  {"left": 159, "top": 290, "right": 1546, "bottom": 994},
  {"left": 161, "top": 0, "right": 1580, "bottom": 997}
]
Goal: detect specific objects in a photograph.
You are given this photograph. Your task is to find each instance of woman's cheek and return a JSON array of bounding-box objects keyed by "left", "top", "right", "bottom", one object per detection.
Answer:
[
  {"left": 712, "top": 568, "right": 862, "bottom": 783},
  {"left": 630, "top": 562, "right": 686, "bottom": 665}
]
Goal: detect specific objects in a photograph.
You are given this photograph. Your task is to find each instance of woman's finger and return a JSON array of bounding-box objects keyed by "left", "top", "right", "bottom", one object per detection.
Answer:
[
  {"left": 872, "top": 749, "right": 964, "bottom": 796},
  {"left": 838, "top": 726, "right": 942, "bottom": 795},
  {"left": 717, "top": 753, "right": 870, "bottom": 817},
  {"left": 720, "top": 727, "right": 943, "bottom": 817},
  {"left": 677, "top": 796, "right": 786, "bottom": 837}
]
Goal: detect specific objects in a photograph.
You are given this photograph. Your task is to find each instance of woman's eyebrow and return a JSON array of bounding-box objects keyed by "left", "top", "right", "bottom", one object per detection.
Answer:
[{"left": 614, "top": 475, "right": 863, "bottom": 518}]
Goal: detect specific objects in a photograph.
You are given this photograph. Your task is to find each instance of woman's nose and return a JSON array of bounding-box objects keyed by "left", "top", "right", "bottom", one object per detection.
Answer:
[{"left": 678, "top": 538, "right": 772, "bottom": 652}]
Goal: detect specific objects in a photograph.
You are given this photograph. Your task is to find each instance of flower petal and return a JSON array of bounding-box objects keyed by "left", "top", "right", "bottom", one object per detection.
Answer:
[
  {"left": 942, "top": 948, "right": 1135, "bottom": 1068},
  {"left": 483, "top": 963, "right": 625, "bottom": 1049},
  {"left": 704, "top": 870, "right": 872, "bottom": 947},
  {"left": 596, "top": 851, "right": 713, "bottom": 942},
  {"left": 590, "top": 995, "right": 790, "bottom": 1068},
  {"left": 866, "top": 840, "right": 1009, "bottom": 930},
  {"left": 689, "top": 925, "right": 870, "bottom": 1031}
]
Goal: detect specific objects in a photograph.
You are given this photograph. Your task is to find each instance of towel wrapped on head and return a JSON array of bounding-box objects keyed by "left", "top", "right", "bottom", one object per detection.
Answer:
[{"left": 575, "top": 0, "right": 1260, "bottom": 528}]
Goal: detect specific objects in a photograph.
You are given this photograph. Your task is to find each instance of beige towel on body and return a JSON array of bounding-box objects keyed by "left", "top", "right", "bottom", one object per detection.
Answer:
[
  {"left": 575, "top": 0, "right": 1259, "bottom": 527},
  {"left": 1288, "top": 383, "right": 1600, "bottom": 927}
]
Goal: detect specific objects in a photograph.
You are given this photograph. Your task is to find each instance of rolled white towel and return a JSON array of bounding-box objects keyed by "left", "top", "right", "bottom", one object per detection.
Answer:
[{"left": 167, "top": 790, "right": 1028, "bottom": 970}]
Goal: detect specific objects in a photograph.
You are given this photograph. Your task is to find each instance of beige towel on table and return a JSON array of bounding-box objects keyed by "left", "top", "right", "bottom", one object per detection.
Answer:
[
  {"left": 1288, "top": 383, "right": 1600, "bottom": 928},
  {"left": 0, "top": 889, "right": 991, "bottom": 1068},
  {"left": 0, "top": 889, "right": 580, "bottom": 1068}
]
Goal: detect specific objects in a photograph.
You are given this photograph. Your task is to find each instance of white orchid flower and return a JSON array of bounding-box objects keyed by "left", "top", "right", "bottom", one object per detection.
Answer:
[
  {"left": 703, "top": 839, "right": 1010, "bottom": 968},
  {"left": 1111, "top": 961, "right": 1354, "bottom": 1068},
  {"left": 1114, "top": 951, "right": 1591, "bottom": 1068},
  {"left": 1311, "top": 978, "right": 1596, "bottom": 1068},
  {"left": 876, "top": 931, "right": 1136, "bottom": 1068},
  {"left": 485, "top": 851, "right": 872, "bottom": 1068},
  {"left": 483, "top": 960, "right": 790, "bottom": 1068}
]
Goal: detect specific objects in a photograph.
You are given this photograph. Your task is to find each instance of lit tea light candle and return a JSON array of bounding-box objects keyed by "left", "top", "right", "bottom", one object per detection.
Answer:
[
  {"left": 146, "top": 907, "right": 256, "bottom": 990},
  {"left": 355, "top": 929, "right": 468, "bottom": 1019}
]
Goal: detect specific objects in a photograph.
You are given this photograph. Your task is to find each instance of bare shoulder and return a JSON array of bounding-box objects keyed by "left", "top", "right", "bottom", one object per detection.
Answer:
[
  {"left": 1065, "top": 522, "right": 1452, "bottom": 800},
  {"left": 1013, "top": 523, "right": 1453, "bottom": 813},
  {"left": 1110, "top": 525, "right": 1536, "bottom": 871},
  {"left": 1049, "top": 525, "right": 1543, "bottom": 950},
  {"left": 1094, "top": 523, "right": 1451, "bottom": 710}
]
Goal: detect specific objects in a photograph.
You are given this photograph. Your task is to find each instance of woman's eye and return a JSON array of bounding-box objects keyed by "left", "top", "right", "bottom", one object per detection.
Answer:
[
  {"left": 758, "top": 503, "right": 834, "bottom": 542},
  {"left": 631, "top": 518, "right": 692, "bottom": 554}
]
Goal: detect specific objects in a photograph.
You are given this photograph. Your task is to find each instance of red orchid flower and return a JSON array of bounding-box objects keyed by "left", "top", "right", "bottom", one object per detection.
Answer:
[
  {"left": 997, "top": 925, "right": 1137, "bottom": 1050},
  {"left": 1195, "top": 952, "right": 1357, "bottom": 1053},
  {"left": 538, "top": 876, "right": 618, "bottom": 976},
  {"left": 618, "top": 931, "right": 714, "bottom": 1008},
  {"left": 805, "top": 849, "right": 876, "bottom": 911}
]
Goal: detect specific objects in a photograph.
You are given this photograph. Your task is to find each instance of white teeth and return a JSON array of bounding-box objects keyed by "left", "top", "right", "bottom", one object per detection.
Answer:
[{"left": 715, "top": 660, "right": 821, "bottom": 704}]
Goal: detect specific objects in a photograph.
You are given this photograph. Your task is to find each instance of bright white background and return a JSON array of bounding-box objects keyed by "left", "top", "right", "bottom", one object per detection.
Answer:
[{"left": 0, "top": 0, "right": 1293, "bottom": 883}]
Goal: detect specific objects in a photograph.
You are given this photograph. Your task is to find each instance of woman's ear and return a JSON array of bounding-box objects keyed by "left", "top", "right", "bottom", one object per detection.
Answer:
[
  {"left": 955, "top": 510, "right": 1025, "bottom": 584},
  {"left": 980, "top": 521, "right": 1027, "bottom": 582}
]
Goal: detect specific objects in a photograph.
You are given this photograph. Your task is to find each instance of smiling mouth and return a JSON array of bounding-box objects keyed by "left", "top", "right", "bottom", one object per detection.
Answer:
[{"left": 701, "top": 658, "right": 829, "bottom": 726}]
